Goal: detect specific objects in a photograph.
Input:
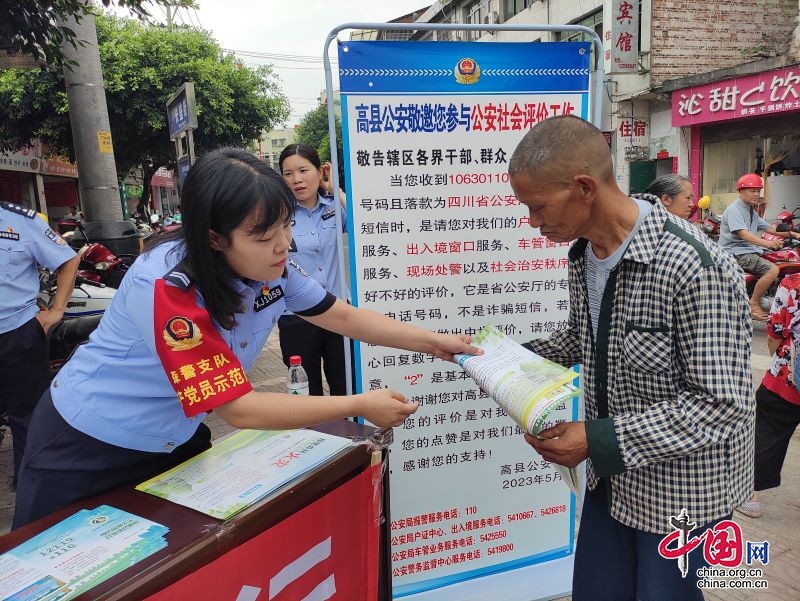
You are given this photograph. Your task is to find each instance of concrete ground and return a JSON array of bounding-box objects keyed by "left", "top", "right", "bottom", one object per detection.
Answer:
[{"left": 1, "top": 322, "right": 798, "bottom": 600}]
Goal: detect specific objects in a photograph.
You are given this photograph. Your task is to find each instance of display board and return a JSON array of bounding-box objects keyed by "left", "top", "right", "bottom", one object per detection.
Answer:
[{"left": 338, "top": 40, "right": 590, "bottom": 598}]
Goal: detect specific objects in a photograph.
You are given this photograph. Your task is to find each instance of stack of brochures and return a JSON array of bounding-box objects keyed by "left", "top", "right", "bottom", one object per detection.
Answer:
[
  {"left": 456, "top": 325, "right": 582, "bottom": 496},
  {"left": 137, "top": 429, "right": 353, "bottom": 520},
  {"left": 0, "top": 505, "right": 168, "bottom": 601}
]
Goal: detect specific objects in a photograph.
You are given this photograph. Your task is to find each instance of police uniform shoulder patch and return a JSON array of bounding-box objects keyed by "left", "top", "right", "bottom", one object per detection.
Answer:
[
  {"left": 163, "top": 260, "right": 195, "bottom": 291},
  {"left": 163, "top": 316, "right": 203, "bottom": 350},
  {"left": 287, "top": 258, "right": 309, "bottom": 277},
  {"left": 0, "top": 201, "right": 36, "bottom": 218},
  {"left": 44, "top": 227, "right": 67, "bottom": 245}
]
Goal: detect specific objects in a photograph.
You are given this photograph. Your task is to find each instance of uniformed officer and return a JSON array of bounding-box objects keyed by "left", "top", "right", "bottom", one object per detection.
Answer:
[
  {"left": 0, "top": 201, "right": 79, "bottom": 486},
  {"left": 278, "top": 143, "right": 351, "bottom": 395},
  {"left": 13, "top": 149, "right": 480, "bottom": 528}
]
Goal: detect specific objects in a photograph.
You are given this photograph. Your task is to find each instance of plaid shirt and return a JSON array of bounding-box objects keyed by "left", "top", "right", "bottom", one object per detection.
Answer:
[{"left": 526, "top": 200, "right": 755, "bottom": 533}]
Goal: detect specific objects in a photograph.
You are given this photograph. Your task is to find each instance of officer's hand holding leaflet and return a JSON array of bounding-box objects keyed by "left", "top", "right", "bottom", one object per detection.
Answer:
[{"left": 12, "top": 148, "right": 481, "bottom": 529}]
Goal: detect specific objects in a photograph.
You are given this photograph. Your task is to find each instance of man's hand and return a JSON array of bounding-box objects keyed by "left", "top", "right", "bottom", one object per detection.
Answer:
[
  {"left": 36, "top": 307, "right": 64, "bottom": 336},
  {"left": 764, "top": 238, "right": 783, "bottom": 250},
  {"left": 524, "top": 421, "right": 588, "bottom": 468}
]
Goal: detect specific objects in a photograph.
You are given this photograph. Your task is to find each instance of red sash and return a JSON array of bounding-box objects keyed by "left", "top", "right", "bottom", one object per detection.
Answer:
[{"left": 154, "top": 279, "right": 253, "bottom": 417}]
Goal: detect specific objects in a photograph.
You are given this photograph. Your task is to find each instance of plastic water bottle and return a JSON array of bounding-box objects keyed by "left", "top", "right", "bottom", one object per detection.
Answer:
[{"left": 287, "top": 355, "right": 310, "bottom": 395}]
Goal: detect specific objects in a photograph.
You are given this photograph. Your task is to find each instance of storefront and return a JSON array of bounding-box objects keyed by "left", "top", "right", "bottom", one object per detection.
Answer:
[
  {"left": 671, "top": 63, "right": 800, "bottom": 218},
  {"left": 0, "top": 143, "right": 79, "bottom": 219}
]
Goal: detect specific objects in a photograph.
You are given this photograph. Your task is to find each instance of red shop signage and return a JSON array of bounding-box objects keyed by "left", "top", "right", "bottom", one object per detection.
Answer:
[
  {"left": 671, "top": 66, "right": 800, "bottom": 127},
  {"left": 147, "top": 465, "right": 381, "bottom": 601}
]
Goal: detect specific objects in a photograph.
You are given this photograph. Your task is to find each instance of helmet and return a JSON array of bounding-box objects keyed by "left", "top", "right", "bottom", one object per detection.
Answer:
[
  {"left": 736, "top": 173, "right": 763, "bottom": 191},
  {"left": 150, "top": 213, "right": 160, "bottom": 224},
  {"left": 697, "top": 195, "right": 711, "bottom": 210}
]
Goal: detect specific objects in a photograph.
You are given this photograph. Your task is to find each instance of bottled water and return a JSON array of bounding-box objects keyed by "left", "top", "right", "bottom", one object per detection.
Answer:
[{"left": 287, "top": 355, "right": 310, "bottom": 395}]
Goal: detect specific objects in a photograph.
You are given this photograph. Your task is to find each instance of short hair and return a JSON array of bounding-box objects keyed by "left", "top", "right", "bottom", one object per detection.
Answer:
[
  {"left": 644, "top": 174, "right": 692, "bottom": 200},
  {"left": 152, "top": 148, "right": 295, "bottom": 329},
  {"left": 509, "top": 115, "right": 614, "bottom": 183}
]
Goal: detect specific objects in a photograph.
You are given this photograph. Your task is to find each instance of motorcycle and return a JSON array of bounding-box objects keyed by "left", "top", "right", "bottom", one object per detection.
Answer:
[
  {"left": 38, "top": 270, "right": 116, "bottom": 319},
  {"left": 745, "top": 224, "right": 800, "bottom": 311}
]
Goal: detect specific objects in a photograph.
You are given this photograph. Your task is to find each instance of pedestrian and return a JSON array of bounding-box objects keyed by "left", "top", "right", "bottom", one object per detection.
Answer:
[
  {"left": 68, "top": 205, "right": 84, "bottom": 221},
  {"left": 13, "top": 148, "right": 480, "bottom": 528},
  {"left": 639, "top": 173, "right": 695, "bottom": 220},
  {"left": 509, "top": 115, "right": 755, "bottom": 601},
  {"left": 718, "top": 173, "right": 800, "bottom": 321},
  {"left": 0, "top": 202, "right": 79, "bottom": 488},
  {"left": 736, "top": 273, "right": 800, "bottom": 518},
  {"left": 278, "top": 143, "right": 350, "bottom": 395}
]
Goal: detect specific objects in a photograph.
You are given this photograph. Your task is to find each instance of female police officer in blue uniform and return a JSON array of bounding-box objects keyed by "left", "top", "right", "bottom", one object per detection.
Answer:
[
  {"left": 278, "top": 143, "right": 350, "bottom": 395},
  {"left": 13, "top": 148, "right": 479, "bottom": 528},
  {"left": 0, "top": 202, "right": 78, "bottom": 488}
]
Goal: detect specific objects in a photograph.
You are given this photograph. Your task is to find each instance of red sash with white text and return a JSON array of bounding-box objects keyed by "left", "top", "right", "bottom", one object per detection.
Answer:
[{"left": 154, "top": 279, "right": 253, "bottom": 417}]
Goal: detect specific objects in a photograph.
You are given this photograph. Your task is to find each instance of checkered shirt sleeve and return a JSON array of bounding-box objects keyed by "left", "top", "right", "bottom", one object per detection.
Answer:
[{"left": 529, "top": 205, "right": 755, "bottom": 533}]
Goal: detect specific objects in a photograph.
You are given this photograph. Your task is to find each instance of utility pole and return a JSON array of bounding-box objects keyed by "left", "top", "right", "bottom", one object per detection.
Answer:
[{"left": 58, "top": 11, "right": 122, "bottom": 222}]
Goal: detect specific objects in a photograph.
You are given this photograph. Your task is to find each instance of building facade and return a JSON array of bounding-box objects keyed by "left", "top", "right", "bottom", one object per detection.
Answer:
[
  {"left": 257, "top": 128, "right": 296, "bottom": 171},
  {"left": 400, "top": 0, "right": 800, "bottom": 197}
]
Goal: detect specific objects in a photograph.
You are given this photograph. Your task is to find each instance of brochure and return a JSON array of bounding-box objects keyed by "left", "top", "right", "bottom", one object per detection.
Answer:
[
  {"left": 136, "top": 428, "right": 353, "bottom": 520},
  {"left": 0, "top": 505, "right": 168, "bottom": 601},
  {"left": 455, "top": 325, "right": 582, "bottom": 496}
]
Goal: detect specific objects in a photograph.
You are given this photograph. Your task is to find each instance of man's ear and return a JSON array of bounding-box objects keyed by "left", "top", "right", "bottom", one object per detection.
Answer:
[
  {"left": 573, "top": 174, "right": 598, "bottom": 202},
  {"left": 208, "top": 230, "right": 226, "bottom": 251}
]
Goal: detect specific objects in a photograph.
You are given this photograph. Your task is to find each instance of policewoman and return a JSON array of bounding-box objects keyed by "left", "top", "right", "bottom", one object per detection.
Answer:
[
  {"left": 13, "top": 148, "right": 480, "bottom": 528},
  {"left": 0, "top": 202, "right": 78, "bottom": 486},
  {"left": 278, "top": 143, "right": 350, "bottom": 395}
]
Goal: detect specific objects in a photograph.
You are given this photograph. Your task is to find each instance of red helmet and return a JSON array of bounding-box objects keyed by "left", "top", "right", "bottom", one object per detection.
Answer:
[{"left": 736, "top": 173, "right": 763, "bottom": 190}]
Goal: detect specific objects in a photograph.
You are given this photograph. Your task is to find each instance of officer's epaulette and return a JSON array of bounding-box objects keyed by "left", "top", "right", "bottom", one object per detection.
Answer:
[
  {"left": 162, "top": 260, "right": 195, "bottom": 292},
  {"left": 0, "top": 201, "right": 36, "bottom": 218},
  {"left": 287, "top": 257, "right": 309, "bottom": 277}
]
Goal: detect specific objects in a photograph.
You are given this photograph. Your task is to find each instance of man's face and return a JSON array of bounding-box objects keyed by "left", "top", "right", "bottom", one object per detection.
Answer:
[
  {"left": 738, "top": 187, "right": 762, "bottom": 207},
  {"left": 510, "top": 172, "right": 589, "bottom": 243}
]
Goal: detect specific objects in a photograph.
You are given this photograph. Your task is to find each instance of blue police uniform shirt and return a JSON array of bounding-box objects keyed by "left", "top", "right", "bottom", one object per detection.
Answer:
[
  {"left": 289, "top": 194, "right": 348, "bottom": 299},
  {"left": 0, "top": 202, "right": 77, "bottom": 334},
  {"left": 51, "top": 240, "right": 330, "bottom": 453},
  {"left": 719, "top": 198, "right": 770, "bottom": 256}
]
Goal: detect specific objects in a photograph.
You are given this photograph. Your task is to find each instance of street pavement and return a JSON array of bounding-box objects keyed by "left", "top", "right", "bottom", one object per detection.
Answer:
[{"left": 1, "top": 322, "right": 798, "bottom": 600}]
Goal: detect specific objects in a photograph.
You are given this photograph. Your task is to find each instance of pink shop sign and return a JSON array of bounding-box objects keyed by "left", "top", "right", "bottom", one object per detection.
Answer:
[{"left": 671, "top": 66, "right": 800, "bottom": 127}]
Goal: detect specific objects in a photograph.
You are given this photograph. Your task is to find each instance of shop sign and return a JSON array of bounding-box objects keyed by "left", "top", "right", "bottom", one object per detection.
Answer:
[
  {"left": 606, "top": 0, "right": 639, "bottom": 73},
  {"left": 672, "top": 66, "right": 800, "bottom": 127},
  {"left": 42, "top": 156, "right": 78, "bottom": 178}
]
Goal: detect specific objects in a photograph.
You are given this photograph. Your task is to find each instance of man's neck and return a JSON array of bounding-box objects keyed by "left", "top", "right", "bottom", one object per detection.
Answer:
[{"left": 586, "top": 194, "right": 640, "bottom": 260}]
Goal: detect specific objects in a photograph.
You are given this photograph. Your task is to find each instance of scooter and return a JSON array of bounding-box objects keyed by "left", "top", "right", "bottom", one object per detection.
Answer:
[
  {"left": 745, "top": 224, "right": 800, "bottom": 310},
  {"left": 38, "top": 270, "right": 116, "bottom": 319}
]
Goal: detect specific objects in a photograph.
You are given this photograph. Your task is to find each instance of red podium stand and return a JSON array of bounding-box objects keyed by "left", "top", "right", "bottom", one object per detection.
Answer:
[{"left": 0, "top": 421, "right": 393, "bottom": 600}]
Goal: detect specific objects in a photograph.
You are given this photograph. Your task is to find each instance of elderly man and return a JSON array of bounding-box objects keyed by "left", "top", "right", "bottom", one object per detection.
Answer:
[{"left": 510, "top": 115, "right": 754, "bottom": 601}]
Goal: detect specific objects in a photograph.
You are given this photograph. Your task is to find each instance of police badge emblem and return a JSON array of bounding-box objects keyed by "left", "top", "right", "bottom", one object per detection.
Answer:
[
  {"left": 163, "top": 316, "right": 203, "bottom": 351},
  {"left": 454, "top": 57, "right": 480, "bottom": 85}
]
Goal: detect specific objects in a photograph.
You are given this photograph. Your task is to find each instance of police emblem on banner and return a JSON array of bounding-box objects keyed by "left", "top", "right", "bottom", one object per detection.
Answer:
[
  {"left": 163, "top": 316, "right": 203, "bottom": 350},
  {"left": 454, "top": 57, "right": 480, "bottom": 85}
]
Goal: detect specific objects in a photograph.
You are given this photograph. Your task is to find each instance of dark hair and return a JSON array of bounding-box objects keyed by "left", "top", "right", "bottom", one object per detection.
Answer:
[
  {"left": 644, "top": 174, "right": 692, "bottom": 200},
  {"left": 153, "top": 148, "right": 295, "bottom": 329},
  {"left": 278, "top": 143, "right": 326, "bottom": 196}
]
